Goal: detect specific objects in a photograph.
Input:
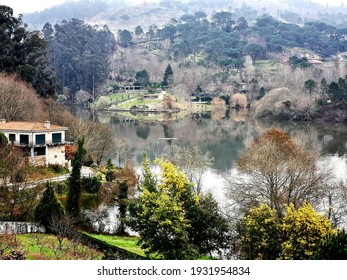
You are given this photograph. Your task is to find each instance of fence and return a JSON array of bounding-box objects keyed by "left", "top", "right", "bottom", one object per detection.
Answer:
[{"left": 0, "top": 221, "right": 45, "bottom": 234}]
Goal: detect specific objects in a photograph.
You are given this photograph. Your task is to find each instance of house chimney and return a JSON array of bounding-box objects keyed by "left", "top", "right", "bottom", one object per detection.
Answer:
[
  {"left": 44, "top": 121, "right": 51, "bottom": 129},
  {"left": 0, "top": 119, "right": 6, "bottom": 124}
]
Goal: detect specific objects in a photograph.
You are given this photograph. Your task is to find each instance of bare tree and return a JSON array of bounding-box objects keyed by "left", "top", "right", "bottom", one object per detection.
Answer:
[
  {"left": 227, "top": 128, "right": 329, "bottom": 219},
  {"left": 162, "top": 145, "right": 213, "bottom": 194},
  {"left": 69, "top": 120, "right": 113, "bottom": 164},
  {"left": 113, "top": 137, "right": 133, "bottom": 167},
  {"left": 0, "top": 73, "right": 46, "bottom": 121}
]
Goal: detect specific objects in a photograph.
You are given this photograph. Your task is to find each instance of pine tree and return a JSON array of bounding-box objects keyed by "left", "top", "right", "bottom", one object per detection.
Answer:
[
  {"left": 34, "top": 182, "right": 65, "bottom": 231},
  {"left": 162, "top": 64, "right": 173, "bottom": 88}
]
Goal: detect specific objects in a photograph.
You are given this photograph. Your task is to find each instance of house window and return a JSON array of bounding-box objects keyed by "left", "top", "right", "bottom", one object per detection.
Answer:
[
  {"left": 35, "top": 134, "right": 46, "bottom": 145},
  {"left": 34, "top": 147, "right": 46, "bottom": 156},
  {"left": 9, "top": 134, "right": 15, "bottom": 143},
  {"left": 19, "top": 134, "right": 29, "bottom": 145},
  {"left": 52, "top": 133, "right": 62, "bottom": 143}
]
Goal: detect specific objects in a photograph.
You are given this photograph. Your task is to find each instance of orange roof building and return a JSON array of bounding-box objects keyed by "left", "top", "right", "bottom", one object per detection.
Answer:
[{"left": 0, "top": 119, "right": 68, "bottom": 166}]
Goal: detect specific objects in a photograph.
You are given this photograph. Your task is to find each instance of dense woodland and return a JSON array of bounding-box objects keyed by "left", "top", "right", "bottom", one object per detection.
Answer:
[{"left": 1, "top": 0, "right": 347, "bottom": 260}]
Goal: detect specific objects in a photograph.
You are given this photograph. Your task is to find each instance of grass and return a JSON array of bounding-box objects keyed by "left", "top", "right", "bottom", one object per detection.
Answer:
[
  {"left": 113, "top": 98, "right": 163, "bottom": 110},
  {"left": 23, "top": 165, "right": 69, "bottom": 182},
  {"left": 84, "top": 233, "right": 148, "bottom": 257},
  {"left": 83, "top": 233, "right": 215, "bottom": 260},
  {"left": 0, "top": 234, "right": 103, "bottom": 260},
  {"left": 253, "top": 59, "right": 279, "bottom": 70},
  {"left": 92, "top": 92, "right": 139, "bottom": 109}
]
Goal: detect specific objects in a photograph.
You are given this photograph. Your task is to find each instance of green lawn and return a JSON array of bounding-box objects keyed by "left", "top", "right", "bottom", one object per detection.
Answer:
[
  {"left": 84, "top": 233, "right": 148, "bottom": 257},
  {"left": 92, "top": 93, "right": 139, "bottom": 109},
  {"left": 113, "top": 98, "right": 163, "bottom": 110},
  {"left": 83, "top": 233, "right": 214, "bottom": 260},
  {"left": 0, "top": 234, "right": 103, "bottom": 260}
]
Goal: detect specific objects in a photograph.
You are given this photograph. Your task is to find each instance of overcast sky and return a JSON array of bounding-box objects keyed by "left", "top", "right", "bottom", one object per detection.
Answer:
[
  {"left": 0, "top": 0, "right": 344, "bottom": 15},
  {"left": 0, "top": 0, "right": 149, "bottom": 15}
]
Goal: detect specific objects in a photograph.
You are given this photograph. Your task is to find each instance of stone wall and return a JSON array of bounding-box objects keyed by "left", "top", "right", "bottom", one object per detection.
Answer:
[{"left": 0, "top": 222, "right": 45, "bottom": 234}]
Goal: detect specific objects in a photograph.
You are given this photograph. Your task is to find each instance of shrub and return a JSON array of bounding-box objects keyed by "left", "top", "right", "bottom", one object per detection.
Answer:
[
  {"left": 230, "top": 93, "right": 248, "bottom": 109},
  {"left": 254, "top": 87, "right": 316, "bottom": 121},
  {"left": 82, "top": 177, "right": 101, "bottom": 194},
  {"left": 53, "top": 182, "right": 68, "bottom": 195},
  {"left": 48, "top": 164, "right": 68, "bottom": 174}
]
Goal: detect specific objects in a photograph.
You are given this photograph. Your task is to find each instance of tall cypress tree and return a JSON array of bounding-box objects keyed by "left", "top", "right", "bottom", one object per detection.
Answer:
[
  {"left": 162, "top": 64, "right": 173, "bottom": 88},
  {"left": 66, "top": 138, "right": 86, "bottom": 218}
]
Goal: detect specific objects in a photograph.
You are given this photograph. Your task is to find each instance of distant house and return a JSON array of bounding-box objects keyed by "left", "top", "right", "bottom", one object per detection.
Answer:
[
  {"left": 0, "top": 119, "right": 68, "bottom": 166},
  {"left": 308, "top": 59, "right": 324, "bottom": 68}
]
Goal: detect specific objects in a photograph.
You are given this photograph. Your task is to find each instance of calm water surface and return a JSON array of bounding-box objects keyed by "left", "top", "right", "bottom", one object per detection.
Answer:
[{"left": 74, "top": 108, "right": 347, "bottom": 230}]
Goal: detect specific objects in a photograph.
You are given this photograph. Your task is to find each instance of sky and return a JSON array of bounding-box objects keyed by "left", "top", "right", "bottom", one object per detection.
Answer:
[
  {"left": 0, "top": 0, "right": 149, "bottom": 15},
  {"left": 0, "top": 0, "right": 344, "bottom": 15}
]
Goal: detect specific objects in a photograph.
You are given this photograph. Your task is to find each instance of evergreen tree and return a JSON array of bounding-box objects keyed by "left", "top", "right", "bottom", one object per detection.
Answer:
[
  {"left": 66, "top": 138, "right": 86, "bottom": 218},
  {"left": 105, "top": 159, "right": 116, "bottom": 182},
  {"left": 0, "top": 6, "right": 56, "bottom": 97},
  {"left": 135, "top": 69, "right": 150, "bottom": 86},
  {"left": 34, "top": 182, "right": 65, "bottom": 231},
  {"left": 162, "top": 64, "right": 174, "bottom": 88},
  {"left": 313, "top": 229, "right": 347, "bottom": 260}
]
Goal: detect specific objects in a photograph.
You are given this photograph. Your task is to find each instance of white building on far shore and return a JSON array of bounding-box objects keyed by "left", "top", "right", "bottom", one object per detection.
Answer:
[{"left": 0, "top": 119, "right": 68, "bottom": 166}]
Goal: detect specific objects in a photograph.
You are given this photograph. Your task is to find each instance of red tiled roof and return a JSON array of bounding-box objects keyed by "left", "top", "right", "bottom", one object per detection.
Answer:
[{"left": 0, "top": 121, "right": 68, "bottom": 132}]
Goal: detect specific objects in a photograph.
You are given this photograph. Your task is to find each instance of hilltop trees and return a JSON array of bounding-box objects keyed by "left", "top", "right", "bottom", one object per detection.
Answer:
[
  {"left": 43, "top": 19, "right": 116, "bottom": 100},
  {"left": 0, "top": 6, "right": 56, "bottom": 97}
]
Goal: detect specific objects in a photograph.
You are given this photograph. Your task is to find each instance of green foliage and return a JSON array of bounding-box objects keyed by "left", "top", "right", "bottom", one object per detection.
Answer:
[
  {"left": 304, "top": 79, "right": 317, "bottom": 97},
  {"left": 118, "top": 29, "right": 133, "bottom": 47},
  {"left": 281, "top": 203, "right": 336, "bottom": 260},
  {"left": 0, "top": 132, "right": 8, "bottom": 145},
  {"left": 43, "top": 19, "right": 115, "bottom": 98},
  {"left": 327, "top": 75, "right": 347, "bottom": 102},
  {"left": 162, "top": 64, "right": 174, "bottom": 88},
  {"left": 53, "top": 182, "right": 68, "bottom": 195},
  {"left": 313, "top": 229, "right": 347, "bottom": 260},
  {"left": 48, "top": 164, "right": 68, "bottom": 174},
  {"left": 243, "top": 43, "right": 266, "bottom": 61},
  {"left": 135, "top": 69, "right": 150, "bottom": 86},
  {"left": 239, "top": 203, "right": 336, "bottom": 260},
  {"left": 0, "top": 6, "right": 56, "bottom": 97},
  {"left": 82, "top": 177, "right": 101, "bottom": 194},
  {"left": 289, "top": 56, "right": 311, "bottom": 69},
  {"left": 106, "top": 159, "right": 116, "bottom": 182},
  {"left": 127, "top": 157, "right": 231, "bottom": 259},
  {"left": 67, "top": 138, "right": 86, "bottom": 217},
  {"left": 240, "top": 204, "right": 281, "bottom": 260},
  {"left": 34, "top": 182, "right": 65, "bottom": 231}
]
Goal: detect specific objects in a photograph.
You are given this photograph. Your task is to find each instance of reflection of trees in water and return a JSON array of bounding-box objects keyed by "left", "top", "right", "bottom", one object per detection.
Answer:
[
  {"left": 89, "top": 111, "right": 347, "bottom": 171},
  {"left": 136, "top": 124, "right": 150, "bottom": 140}
]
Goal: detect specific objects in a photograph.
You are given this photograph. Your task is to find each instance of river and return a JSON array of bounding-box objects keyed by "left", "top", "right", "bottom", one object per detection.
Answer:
[{"left": 74, "top": 107, "right": 347, "bottom": 231}]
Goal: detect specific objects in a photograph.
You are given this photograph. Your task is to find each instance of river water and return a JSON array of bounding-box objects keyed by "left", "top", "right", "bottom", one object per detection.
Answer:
[{"left": 75, "top": 108, "right": 347, "bottom": 231}]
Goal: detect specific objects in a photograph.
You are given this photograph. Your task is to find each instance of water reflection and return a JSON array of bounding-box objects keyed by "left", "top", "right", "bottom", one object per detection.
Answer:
[
  {"left": 72, "top": 108, "right": 347, "bottom": 218},
  {"left": 76, "top": 108, "right": 347, "bottom": 172}
]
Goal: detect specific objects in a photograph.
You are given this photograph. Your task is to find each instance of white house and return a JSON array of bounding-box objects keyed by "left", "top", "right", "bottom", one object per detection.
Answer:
[{"left": 0, "top": 119, "right": 68, "bottom": 166}]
